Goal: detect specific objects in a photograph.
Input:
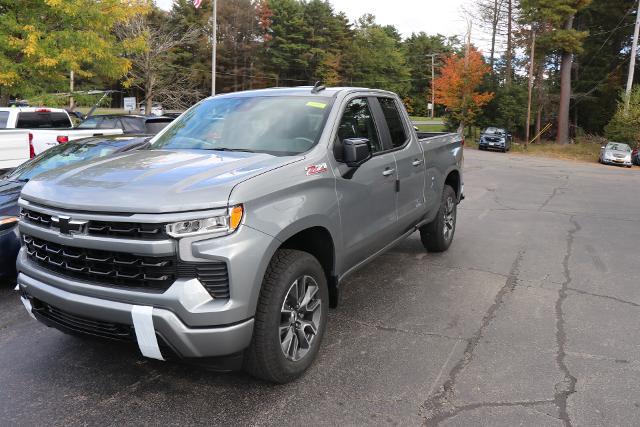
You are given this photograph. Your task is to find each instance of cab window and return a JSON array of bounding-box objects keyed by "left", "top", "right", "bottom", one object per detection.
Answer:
[
  {"left": 378, "top": 97, "right": 408, "bottom": 149},
  {"left": 337, "top": 98, "right": 382, "bottom": 153}
]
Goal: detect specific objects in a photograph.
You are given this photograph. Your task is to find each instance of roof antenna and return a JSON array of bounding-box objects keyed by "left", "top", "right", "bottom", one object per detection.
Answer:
[{"left": 311, "top": 81, "right": 326, "bottom": 94}]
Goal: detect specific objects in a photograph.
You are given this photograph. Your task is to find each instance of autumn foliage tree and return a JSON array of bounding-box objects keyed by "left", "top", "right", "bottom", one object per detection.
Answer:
[
  {"left": 0, "top": 0, "right": 149, "bottom": 106},
  {"left": 434, "top": 48, "right": 494, "bottom": 132}
]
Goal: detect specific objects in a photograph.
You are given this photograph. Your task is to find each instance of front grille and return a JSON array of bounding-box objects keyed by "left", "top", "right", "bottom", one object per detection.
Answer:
[
  {"left": 21, "top": 208, "right": 167, "bottom": 240},
  {"left": 23, "top": 234, "right": 176, "bottom": 291},
  {"left": 32, "top": 298, "right": 134, "bottom": 341},
  {"left": 23, "top": 234, "right": 230, "bottom": 298}
]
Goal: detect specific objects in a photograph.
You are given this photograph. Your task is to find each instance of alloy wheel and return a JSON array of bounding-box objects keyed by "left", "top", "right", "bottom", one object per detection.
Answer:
[
  {"left": 443, "top": 195, "right": 456, "bottom": 242},
  {"left": 280, "top": 275, "right": 322, "bottom": 362}
]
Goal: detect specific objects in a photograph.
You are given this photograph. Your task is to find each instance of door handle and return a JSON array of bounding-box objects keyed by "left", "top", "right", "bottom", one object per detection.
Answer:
[
  {"left": 382, "top": 168, "right": 395, "bottom": 176},
  {"left": 412, "top": 159, "right": 423, "bottom": 166}
]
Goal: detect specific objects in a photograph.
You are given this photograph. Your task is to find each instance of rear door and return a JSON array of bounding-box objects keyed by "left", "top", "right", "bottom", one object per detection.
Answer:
[
  {"left": 375, "top": 96, "right": 427, "bottom": 232},
  {"left": 333, "top": 96, "right": 399, "bottom": 269}
]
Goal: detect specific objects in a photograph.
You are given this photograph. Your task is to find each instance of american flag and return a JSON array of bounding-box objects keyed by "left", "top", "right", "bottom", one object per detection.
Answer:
[{"left": 193, "top": 0, "right": 202, "bottom": 8}]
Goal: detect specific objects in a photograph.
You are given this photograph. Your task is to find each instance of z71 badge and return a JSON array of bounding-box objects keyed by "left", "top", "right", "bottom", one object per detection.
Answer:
[{"left": 305, "top": 163, "right": 328, "bottom": 176}]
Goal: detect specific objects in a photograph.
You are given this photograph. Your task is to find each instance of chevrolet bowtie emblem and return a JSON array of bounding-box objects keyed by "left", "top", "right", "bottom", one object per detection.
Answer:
[{"left": 51, "top": 215, "right": 88, "bottom": 235}]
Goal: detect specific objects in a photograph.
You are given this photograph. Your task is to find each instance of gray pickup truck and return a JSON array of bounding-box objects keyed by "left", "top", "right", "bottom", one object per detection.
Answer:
[{"left": 16, "top": 87, "right": 463, "bottom": 383}]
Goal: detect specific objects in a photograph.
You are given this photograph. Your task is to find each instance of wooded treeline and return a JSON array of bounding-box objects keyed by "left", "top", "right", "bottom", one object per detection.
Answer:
[{"left": 1, "top": 0, "right": 639, "bottom": 143}]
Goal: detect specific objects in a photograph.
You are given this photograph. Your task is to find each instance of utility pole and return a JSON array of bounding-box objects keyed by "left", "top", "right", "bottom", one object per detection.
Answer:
[
  {"left": 625, "top": 0, "right": 640, "bottom": 112},
  {"left": 212, "top": 0, "right": 217, "bottom": 96},
  {"left": 426, "top": 54, "right": 437, "bottom": 119},
  {"left": 525, "top": 30, "right": 536, "bottom": 147}
]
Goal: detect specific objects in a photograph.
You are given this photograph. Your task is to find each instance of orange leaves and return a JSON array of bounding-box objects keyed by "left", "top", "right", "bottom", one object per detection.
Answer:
[{"left": 434, "top": 48, "right": 494, "bottom": 125}]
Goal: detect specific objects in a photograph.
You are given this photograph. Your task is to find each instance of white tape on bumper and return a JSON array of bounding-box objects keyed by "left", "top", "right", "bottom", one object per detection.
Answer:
[
  {"left": 131, "top": 305, "right": 165, "bottom": 361},
  {"left": 20, "top": 297, "right": 36, "bottom": 320}
]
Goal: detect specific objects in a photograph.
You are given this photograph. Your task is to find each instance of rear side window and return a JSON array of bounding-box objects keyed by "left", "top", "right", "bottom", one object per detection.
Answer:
[
  {"left": 16, "top": 112, "right": 71, "bottom": 129},
  {"left": 0, "top": 111, "right": 9, "bottom": 128},
  {"left": 144, "top": 119, "right": 171, "bottom": 135},
  {"left": 122, "top": 117, "right": 145, "bottom": 133},
  {"left": 337, "top": 98, "right": 383, "bottom": 153},
  {"left": 102, "top": 118, "right": 121, "bottom": 129},
  {"left": 378, "top": 97, "right": 408, "bottom": 148}
]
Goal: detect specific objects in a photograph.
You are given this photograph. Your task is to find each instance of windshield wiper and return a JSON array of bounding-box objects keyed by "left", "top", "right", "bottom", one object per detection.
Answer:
[{"left": 206, "top": 147, "right": 256, "bottom": 153}]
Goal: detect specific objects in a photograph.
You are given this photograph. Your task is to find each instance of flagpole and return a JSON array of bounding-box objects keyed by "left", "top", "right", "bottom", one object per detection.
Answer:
[{"left": 212, "top": 0, "right": 217, "bottom": 96}]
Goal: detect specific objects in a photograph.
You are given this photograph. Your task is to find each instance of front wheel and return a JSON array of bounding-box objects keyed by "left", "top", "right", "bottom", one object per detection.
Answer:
[
  {"left": 244, "top": 249, "right": 328, "bottom": 383},
  {"left": 420, "top": 185, "right": 457, "bottom": 252}
]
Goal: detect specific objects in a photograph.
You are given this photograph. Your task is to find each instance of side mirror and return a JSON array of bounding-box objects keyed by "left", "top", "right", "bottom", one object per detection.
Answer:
[{"left": 342, "top": 138, "right": 372, "bottom": 167}]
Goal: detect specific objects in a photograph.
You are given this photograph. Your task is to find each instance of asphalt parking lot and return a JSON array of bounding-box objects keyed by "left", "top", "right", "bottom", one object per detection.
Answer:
[{"left": 1, "top": 149, "right": 639, "bottom": 426}]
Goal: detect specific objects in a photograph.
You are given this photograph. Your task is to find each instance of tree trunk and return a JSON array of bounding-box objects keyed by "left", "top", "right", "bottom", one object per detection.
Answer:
[
  {"left": 535, "top": 108, "right": 542, "bottom": 144},
  {"left": 489, "top": 0, "right": 498, "bottom": 70},
  {"left": 505, "top": 0, "right": 512, "bottom": 86},
  {"left": 535, "top": 61, "right": 544, "bottom": 144},
  {"left": 557, "top": 15, "right": 575, "bottom": 144},
  {"left": 0, "top": 88, "right": 9, "bottom": 107}
]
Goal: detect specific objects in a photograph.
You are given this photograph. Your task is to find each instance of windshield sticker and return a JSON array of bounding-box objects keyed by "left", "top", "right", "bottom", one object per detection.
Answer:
[
  {"left": 306, "top": 163, "right": 328, "bottom": 176},
  {"left": 306, "top": 101, "right": 327, "bottom": 109}
]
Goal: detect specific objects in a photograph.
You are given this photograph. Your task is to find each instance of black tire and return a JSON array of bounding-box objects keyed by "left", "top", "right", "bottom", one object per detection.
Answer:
[
  {"left": 243, "top": 249, "right": 328, "bottom": 383},
  {"left": 420, "top": 185, "right": 457, "bottom": 253}
]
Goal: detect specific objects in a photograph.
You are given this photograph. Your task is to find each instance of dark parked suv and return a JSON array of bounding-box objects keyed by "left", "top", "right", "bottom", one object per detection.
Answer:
[{"left": 479, "top": 127, "right": 511, "bottom": 152}]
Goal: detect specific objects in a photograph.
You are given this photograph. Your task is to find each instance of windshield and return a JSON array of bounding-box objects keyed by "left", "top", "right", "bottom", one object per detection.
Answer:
[
  {"left": 4, "top": 142, "right": 122, "bottom": 182},
  {"left": 607, "top": 143, "right": 631, "bottom": 152},
  {"left": 484, "top": 127, "right": 505, "bottom": 135},
  {"left": 151, "top": 96, "right": 334, "bottom": 155}
]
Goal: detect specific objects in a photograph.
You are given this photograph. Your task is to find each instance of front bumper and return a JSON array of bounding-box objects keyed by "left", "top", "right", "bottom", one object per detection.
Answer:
[
  {"left": 17, "top": 272, "right": 254, "bottom": 358},
  {"left": 603, "top": 158, "right": 632, "bottom": 166},
  {"left": 479, "top": 141, "right": 505, "bottom": 150}
]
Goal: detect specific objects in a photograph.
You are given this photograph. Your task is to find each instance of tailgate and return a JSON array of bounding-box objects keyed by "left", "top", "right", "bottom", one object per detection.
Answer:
[{"left": 0, "top": 130, "right": 30, "bottom": 169}]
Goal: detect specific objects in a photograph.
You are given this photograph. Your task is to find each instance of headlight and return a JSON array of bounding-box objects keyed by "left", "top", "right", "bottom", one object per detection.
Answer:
[
  {"left": 0, "top": 216, "right": 18, "bottom": 232},
  {"left": 166, "top": 205, "right": 243, "bottom": 238}
]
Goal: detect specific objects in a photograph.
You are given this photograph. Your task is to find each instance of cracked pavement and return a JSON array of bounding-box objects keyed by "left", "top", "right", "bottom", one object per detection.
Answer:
[{"left": 1, "top": 150, "right": 640, "bottom": 426}]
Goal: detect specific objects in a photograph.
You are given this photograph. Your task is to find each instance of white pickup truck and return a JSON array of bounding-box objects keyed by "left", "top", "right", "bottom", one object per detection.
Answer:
[{"left": 0, "top": 107, "right": 123, "bottom": 165}]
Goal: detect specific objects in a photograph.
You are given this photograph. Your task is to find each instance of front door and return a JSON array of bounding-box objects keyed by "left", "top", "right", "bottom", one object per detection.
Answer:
[{"left": 333, "top": 97, "right": 398, "bottom": 269}]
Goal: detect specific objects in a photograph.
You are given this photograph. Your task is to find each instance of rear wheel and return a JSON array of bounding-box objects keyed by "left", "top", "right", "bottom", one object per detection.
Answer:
[
  {"left": 420, "top": 185, "right": 457, "bottom": 252},
  {"left": 244, "top": 249, "right": 328, "bottom": 383}
]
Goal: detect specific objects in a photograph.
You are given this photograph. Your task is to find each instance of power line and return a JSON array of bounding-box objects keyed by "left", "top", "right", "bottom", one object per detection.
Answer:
[{"left": 580, "top": 7, "right": 635, "bottom": 69}]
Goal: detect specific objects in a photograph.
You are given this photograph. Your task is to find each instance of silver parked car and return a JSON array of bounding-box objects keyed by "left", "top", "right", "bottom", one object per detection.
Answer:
[{"left": 599, "top": 142, "right": 633, "bottom": 168}]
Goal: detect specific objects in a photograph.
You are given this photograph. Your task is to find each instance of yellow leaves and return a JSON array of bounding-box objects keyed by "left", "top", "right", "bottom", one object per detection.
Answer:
[
  {"left": 122, "top": 34, "right": 149, "bottom": 54},
  {"left": 0, "top": 71, "right": 19, "bottom": 87},
  {"left": 37, "top": 57, "right": 58, "bottom": 67}
]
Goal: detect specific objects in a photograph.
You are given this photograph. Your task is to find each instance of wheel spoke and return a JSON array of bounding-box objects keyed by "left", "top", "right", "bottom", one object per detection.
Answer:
[
  {"left": 299, "top": 281, "right": 318, "bottom": 310},
  {"left": 281, "top": 327, "right": 294, "bottom": 355},
  {"left": 288, "top": 331, "right": 299, "bottom": 357},
  {"left": 296, "top": 327, "right": 311, "bottom": 349}
]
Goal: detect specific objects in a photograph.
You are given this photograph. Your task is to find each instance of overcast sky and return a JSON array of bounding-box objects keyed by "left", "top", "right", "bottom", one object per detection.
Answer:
[{"left": 155, "top": 0, "right": 473, "bottom": 42}]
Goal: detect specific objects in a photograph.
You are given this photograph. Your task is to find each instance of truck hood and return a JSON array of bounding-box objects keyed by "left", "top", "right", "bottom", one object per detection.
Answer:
[{"left": 20, "top": 149, "right": 303, "bottom": 213}]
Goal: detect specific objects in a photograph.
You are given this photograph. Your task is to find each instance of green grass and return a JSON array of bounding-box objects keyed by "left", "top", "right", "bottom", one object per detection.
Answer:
[
  {"left": 468, "top": 139, "right": 603, "bottom": 163},
  {"left": 510, "top": 142, "right": 602, "bottom": 163},
  {"left": 75, "top": 107, "right": 129, "bottom": 115},
  {"left": 416, "top": 124, "right": 446, "bottom": 132},
  {"left": 410, "top": 116, "right": 443, "bottom": 122}
]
